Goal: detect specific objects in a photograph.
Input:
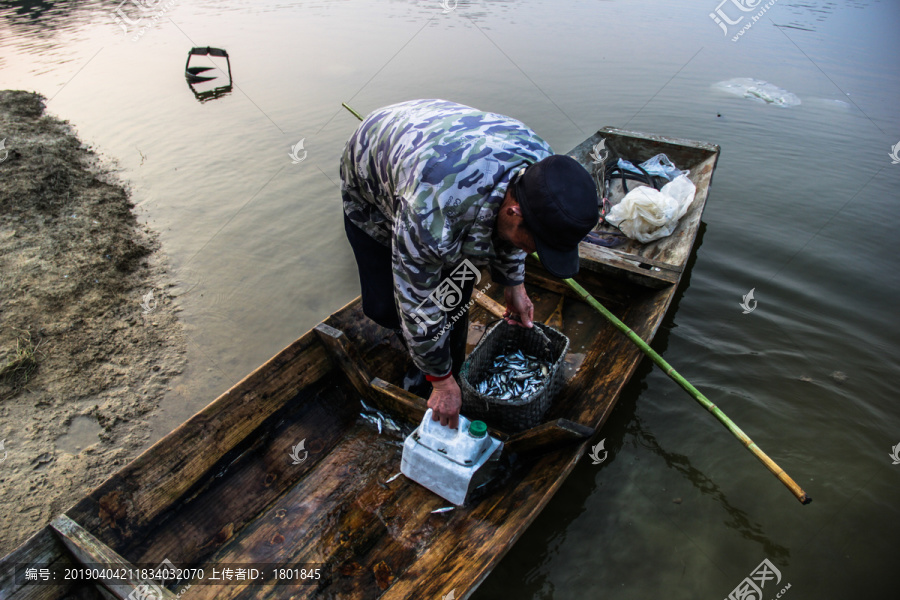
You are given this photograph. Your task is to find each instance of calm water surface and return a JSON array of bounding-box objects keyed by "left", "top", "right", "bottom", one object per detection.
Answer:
[{"left": 2, "top": 0, "right": 898, "bottom": 598}]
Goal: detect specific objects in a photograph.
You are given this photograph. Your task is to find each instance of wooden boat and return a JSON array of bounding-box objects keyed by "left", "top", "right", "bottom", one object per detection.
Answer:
[{"left": 0, "top": 128, "right": 719, "bottom": 600}]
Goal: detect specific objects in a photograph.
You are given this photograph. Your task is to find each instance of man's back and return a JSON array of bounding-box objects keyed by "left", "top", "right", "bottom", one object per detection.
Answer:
[{"left": 340, "top": 98, "right": 553, "bottom": 253}]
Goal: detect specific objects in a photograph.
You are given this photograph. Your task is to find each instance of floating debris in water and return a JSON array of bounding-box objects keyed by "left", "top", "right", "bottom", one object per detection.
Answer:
[
  {"left": 385, "top": 472, "right": 402, "bottom": 484},
  {"left": 831, "top": 371, "right": 848, "bottom": 384},
  {"left": 713, "top": 78, "right": 801, "bottom": 107},
  {"left": 475, "top": 350, "right": 550, "bottom": 400},
  {"left": 431, "top": 506, "right": 455, "bottom": 514}
]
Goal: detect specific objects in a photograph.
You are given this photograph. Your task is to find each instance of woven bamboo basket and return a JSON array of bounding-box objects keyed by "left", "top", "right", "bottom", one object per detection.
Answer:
[{"left": 460, "top": 321, "right": 569, "bottom": 432}]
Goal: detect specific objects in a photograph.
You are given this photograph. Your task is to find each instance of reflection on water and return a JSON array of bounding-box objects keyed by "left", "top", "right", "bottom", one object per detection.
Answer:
[
  {"left": 777, "top": 0, "right": 873, "bottom": 32},
  {"left": 1, "top": 0, "right": 92, "bottom": 30},
  {"left": 627, "top": 410, "right": 791, "bottom": 565},
  {"left": 0, "top": 0, "right": 100, "bottom": 52}
]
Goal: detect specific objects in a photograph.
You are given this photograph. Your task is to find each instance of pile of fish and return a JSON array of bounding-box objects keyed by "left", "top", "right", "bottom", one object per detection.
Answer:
[{"left": 475, "top": 350, "right": 551, "bottom": 400}]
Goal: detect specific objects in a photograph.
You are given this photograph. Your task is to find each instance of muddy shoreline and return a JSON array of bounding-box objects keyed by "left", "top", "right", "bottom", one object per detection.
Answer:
[{"left": 0, "top": 90, "right": 187, "bottom": 555}]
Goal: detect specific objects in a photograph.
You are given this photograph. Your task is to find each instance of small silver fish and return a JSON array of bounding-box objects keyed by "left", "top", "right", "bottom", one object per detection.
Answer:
[
  {"left": 360, "top": 413, "right": 383, "bottom": 434},
  {"left": 476, "top": 349, "right": 552, "bottom": 399},
  {"left": 385, "top": 472, "right": 402, "bottom": 483},
  {"left": 431, "top": 506, "right": 455, "bottom": 514}
]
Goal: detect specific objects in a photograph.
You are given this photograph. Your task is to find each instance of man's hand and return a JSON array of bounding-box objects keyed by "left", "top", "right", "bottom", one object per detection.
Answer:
[
  {"left": 427, "top": 377, "right": 462, "bottom": 429},
  {"left": 503, "top": 283, "right": 534, "bottom": 328}
]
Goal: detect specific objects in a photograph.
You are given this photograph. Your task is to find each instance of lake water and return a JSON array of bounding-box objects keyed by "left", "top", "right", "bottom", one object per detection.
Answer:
[{"left": 1, "top": 0, "right": 898, "bottom": 598}]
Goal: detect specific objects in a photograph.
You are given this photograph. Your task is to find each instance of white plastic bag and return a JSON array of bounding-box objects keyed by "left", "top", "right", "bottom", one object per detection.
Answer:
[
  {"left": 616, "top": 154, "right": 685, "bottom": 181},
  {"left": 604, "top": 174, "right": 696, "bottom": 243}
]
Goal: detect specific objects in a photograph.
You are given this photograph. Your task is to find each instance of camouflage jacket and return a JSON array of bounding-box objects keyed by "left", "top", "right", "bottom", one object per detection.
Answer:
[{"left": 340, "top": 99, "right": 553, "bottom": 377}]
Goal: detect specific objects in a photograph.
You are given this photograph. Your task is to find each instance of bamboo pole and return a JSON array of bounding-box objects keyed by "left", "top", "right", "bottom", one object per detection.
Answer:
[
  {"left": 537, "top": 253, "right": 811, "bottom": 505},
  {"left": 342, "top": 102, "right": 364, "bottom": 122}
]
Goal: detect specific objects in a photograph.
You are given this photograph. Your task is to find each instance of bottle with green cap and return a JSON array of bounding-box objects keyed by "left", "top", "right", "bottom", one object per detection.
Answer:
[
  {"left": 401, "top": 409, "right": 504, "bottom": 505},
  {"left": 468, "top": 420, "right": 487, "bottom": 438}
]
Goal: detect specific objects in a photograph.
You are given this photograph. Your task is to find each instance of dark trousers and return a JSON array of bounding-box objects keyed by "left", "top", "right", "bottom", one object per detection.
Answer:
[{"left": 343, "top": 212, "right": 473, "bottom": 377}]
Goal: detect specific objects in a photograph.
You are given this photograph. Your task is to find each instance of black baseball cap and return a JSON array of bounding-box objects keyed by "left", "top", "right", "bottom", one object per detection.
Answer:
[{"left": 513, "top": 155, "right": 599, "bottom": 279}]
